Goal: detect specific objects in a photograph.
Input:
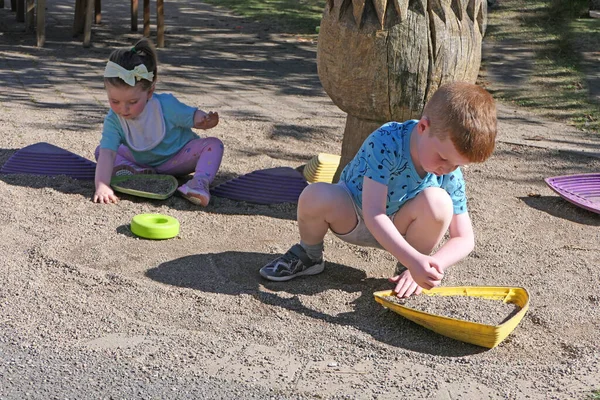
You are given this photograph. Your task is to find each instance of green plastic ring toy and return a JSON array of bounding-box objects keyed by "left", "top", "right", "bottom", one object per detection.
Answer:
[{"left": 130, "top": 213, "right": 180, "bottom": 240}]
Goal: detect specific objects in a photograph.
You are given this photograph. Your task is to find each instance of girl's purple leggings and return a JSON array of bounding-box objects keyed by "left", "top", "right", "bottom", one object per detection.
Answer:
[{"left": 96, "top": 137, "right": 224, "bottom": 188}]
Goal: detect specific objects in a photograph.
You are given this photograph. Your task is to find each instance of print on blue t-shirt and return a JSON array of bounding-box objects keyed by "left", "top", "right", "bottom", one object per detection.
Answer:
[{"left": 339, "top": 121, "right": 467, "bottom": 216}]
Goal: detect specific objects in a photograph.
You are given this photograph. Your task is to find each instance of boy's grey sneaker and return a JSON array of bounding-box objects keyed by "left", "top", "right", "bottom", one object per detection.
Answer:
[{"left": 260, "top": 244, "right": 324, "bottom": 281}]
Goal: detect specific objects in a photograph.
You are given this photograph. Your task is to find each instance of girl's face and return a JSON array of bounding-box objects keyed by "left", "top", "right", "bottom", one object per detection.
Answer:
[
  {"left": 412, "top": 118, "right": 471, "bottom": 177},
  {"left": 105, "top": 82, "right": 154, "bottom": 120}
]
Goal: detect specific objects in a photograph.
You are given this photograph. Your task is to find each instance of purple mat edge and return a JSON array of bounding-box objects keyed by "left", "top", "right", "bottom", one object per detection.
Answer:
[
  {"left": 212, "top": 167, "right": 308, "bottom": 204},
  {"left": 544, "top": 175, "right": 600, "bottom": 214},
  {"left": 212, "top": 191, "right": 301, "bottom": 205},
  {"left": 1, "top": 142, "right": 97, "bottom": 180}
]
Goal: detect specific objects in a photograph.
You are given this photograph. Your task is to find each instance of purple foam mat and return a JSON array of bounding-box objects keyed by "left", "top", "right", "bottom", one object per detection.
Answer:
[
  {"left": 0, "top": 142, "right": 96, "bottom": 180},
  {"left": 545, "top": 173, "right": 600, "bottom": 214},
  {"left": 212, "top": 167, "right": 308, "bottom": 204}
]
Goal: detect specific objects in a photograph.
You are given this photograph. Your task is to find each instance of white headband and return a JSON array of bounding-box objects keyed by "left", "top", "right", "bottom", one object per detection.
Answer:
[{"left": 104, "top": 61, "right": 154, "bottom": 87}]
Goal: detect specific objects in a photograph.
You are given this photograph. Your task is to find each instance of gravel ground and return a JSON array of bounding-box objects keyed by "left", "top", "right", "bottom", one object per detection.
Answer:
[{"left": 0, "top": 0, "right": 599, "bottom": 399}]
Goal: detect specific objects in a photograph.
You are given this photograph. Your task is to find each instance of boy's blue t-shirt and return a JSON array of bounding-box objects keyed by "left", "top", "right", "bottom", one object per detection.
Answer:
[
  {"left": 100, "top": 93, "right": 198, "bottom": 167},
  {"left": 339, "top": 120, "right": 468, "bottom": 216}
]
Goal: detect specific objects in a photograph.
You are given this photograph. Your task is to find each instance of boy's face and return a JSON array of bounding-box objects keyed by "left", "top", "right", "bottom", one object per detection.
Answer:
[
  {"left": 105, "top": 82, "right": 154, "bottom": 120},
  {"left": 415, "top": 118, "right": 470, "bottom": 176}
]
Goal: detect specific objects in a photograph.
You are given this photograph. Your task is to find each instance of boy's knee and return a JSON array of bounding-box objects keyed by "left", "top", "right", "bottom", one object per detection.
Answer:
[
  {"left": 299, "top": 182, "right": 329, "bottom": 204},
  {"left": 298, "top": 182, "right": 341, "bottom": 213},
  {"left": 421, "top": 187, "right": 453, "bottom": 222}
]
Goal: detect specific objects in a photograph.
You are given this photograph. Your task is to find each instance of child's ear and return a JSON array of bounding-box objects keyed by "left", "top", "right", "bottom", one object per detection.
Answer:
[
  {"left": 147, "top": 84, "right": 156, "bottom": 99},
  {"left": 417, "top": 116, "right": 430, "bottom": 134}
]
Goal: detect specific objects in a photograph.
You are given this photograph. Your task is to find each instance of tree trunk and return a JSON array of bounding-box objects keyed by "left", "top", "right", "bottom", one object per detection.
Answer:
[
  {"left": 317, "top": 0, "right": 488, "bottom": 181},
  {"left": 337, "top": 115, "right": 383, "bottom": 182}
]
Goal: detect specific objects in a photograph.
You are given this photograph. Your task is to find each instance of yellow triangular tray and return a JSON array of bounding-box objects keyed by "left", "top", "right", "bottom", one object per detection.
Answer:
[{"left": 374, "top": 286, "right": 530, "bottom": 348}]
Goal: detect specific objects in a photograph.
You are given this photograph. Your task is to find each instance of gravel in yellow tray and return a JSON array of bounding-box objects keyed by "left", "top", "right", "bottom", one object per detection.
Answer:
[{"left": 374, "top": 286, "right": 530, "bottom": 348}]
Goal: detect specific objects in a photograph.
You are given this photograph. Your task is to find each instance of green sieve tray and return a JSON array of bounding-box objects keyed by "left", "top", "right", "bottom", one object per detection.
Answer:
[{"left": 110, "top": 174, "right": 179, "bottom": 200}]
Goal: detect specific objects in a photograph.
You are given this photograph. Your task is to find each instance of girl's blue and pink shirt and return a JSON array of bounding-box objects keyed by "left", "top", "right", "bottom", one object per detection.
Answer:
[
  {"left": 100, "top": 93, "right": 198, "bottom": 167},
  {"left": 339, "top": 120, "right": 468, "bottom": 216}
]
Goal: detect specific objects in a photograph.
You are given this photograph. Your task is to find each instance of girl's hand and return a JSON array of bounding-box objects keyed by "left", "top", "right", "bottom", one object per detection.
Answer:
[
  {"left": 94, "top": 186, "right": 119, "bottom": 204},
  {"left": 94, "top": 148, "right": 118, "bottom": 204},
  {"left": 195, "top": 111, "right": 219, "bottom": 130}
]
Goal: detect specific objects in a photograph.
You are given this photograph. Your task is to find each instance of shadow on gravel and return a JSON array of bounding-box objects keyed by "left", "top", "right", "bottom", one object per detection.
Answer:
[
  {"left": 519, "top": 196, "right": 600, "bottom": 226},
  {"left": 0, "top": 146, "right": 95, "bottom": 196},
  {"left": 146, "top": 251, "right": 488, "bottom": 357},
  {"left": 0, "top": 172, "right": 95, "bottom": 198},
  {"left": 0, "top": 148, "right": 17, "bottom": 166},
  {"left": 0, "top": 0, "right": 326, "bottom": 135}
]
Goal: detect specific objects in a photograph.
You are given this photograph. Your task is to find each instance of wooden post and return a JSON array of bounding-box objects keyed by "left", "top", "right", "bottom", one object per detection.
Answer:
[
  {"left": 36, "top": 0, "right": 45, "bottom": 47},
  {"left": 143, "top": 0, "right": 150, "bottom": 37},
  {"left": 83, "top": 0, "right": 94, "bottom": 47},
  {"left": 74, "top": 0, "right": 83, "bottom": 35},
  {"left": 94, "top": 0, "right": 101, "bottom": 24},
  {"left": 334, "top": 115, "right": 383, "bottom": 182},
  {"left": 16, "top": 0, "right": 24, "bottom": 22},
  {"left": 157, "top": 0, "right": 164, "bottom": 47},
  {"left": 131, "top": 0, "right": 138, "bottom": 31},
  {"left": 25, "top": 0, "right": 34, "bottom": 32}
]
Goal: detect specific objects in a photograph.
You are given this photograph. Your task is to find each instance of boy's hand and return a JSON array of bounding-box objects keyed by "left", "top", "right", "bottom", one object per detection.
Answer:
[
  {"left": 392, "top": 256, "right": 443, "bottom": 297},
  {"left": 389, "top": 270, "right": 423, "bottom": 298}
]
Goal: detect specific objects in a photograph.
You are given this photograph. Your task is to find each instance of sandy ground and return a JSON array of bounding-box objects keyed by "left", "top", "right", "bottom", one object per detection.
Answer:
[{"left": 1, "top": 1, "right": 599, "bottom": 399}]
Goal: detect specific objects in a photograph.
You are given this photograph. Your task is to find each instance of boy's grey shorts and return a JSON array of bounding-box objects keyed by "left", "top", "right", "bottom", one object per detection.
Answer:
[{"left": 332, "top": 181, "right": 397, "bottom": 249}]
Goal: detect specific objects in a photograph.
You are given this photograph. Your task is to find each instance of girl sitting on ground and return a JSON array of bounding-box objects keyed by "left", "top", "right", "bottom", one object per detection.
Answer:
[{"left": 93, "top": 38, "right": 222, "bottom": 206}]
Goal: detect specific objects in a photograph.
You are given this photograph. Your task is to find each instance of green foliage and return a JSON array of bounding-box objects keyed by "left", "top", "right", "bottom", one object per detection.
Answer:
[
  {"left": 200, "top": 0, "right": 326, "bottom": 34},
  {"left": 484, "top": 0, "right": 600, "bottom": 133},
  {"left": 548, "top": 0, "right": 590, "bottom": 19}
]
